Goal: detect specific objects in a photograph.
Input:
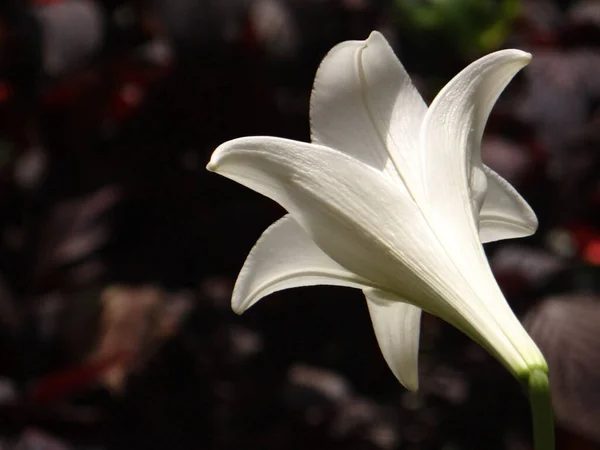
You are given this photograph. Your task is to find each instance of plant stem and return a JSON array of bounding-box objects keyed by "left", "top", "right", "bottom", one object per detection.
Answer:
[{"left": 528, "top": 368, "right": 555, "bottom": 450}]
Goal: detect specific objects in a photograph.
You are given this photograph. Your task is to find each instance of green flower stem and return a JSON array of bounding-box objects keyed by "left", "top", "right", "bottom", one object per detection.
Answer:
[{"left": 528, "top": 368, "right": 555, "bottom": 450}]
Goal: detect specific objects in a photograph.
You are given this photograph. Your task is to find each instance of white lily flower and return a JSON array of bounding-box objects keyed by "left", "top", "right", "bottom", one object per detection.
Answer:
[{"left": 207, "top": 31, "right": 547, "bottom": 391}]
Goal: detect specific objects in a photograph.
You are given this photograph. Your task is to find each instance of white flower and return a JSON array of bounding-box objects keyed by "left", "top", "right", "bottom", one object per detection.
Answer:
[{"left": 207, "top": 31, "right": 547, "bottom": 391}]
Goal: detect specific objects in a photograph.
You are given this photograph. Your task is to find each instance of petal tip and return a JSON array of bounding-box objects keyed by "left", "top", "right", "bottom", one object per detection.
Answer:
[
  {"left": 365, "top": 30, "right": 394, "bottom": 52},
  {"left": 206, "top": 145, "right": 225, "bottom": 173},
  {"left": 206, "top": 158, "right": 218, "bottom": 173},
  {"left": 231, "top": 304, "right": 246, "bottom": 315},
  {"left": 503, "top": 48, "right": 532, "bottom": 65},
  {"left": 528, "top": 213, "right": 539, "bottom": 233},
  {"left": 366, "top": 30, "right": 384, "bottom": 42},
  {"left": 480, "top": 48, "right": 532, "bottom": 71},
  {"left": 405, "top": 379, "right": 419, "bottom": 392},
  {"left": 231, "top": 295, "right": 250, "bottom": 315},
  {"left": 517, "top": 50, "right": 532, "bottom": 65}
]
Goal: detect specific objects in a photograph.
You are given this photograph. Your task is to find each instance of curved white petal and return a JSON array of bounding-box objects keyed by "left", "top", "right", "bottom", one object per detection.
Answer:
[
  {"left": 364, "top": 288, "right": 422, "bottom": 391},
  {"left": 310, "top": 31, "right": 427, "bottom": 196},
  {"left": 420, "top": 50, "right": 545, "bottom": 369},
  {"left": 421, "top": 49, "right": 532, "bottom": 252},
  {"left": 232, "top": 214, "right": 370, "bottom": 314},
  {"left": 208, "top": 136, "right": 543, "bottom": 376},
  {"left": 208, "top": 136, "right": 445, "bottom": 301},
  {"left": 420, "top": 49, "right": 532, "bottom": 277},
  {"left": 479, "top": 166, "right": 538, "bottom": 243}
]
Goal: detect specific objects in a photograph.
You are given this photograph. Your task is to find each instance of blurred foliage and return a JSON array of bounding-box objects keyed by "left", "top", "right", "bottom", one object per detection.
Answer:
[{"left": 394, "top": 0, "right": 521, "bottom": 56}]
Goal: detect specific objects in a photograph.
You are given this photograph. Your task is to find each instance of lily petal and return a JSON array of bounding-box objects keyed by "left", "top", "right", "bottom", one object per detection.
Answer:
[
  {"left": 419, "top": 50, "right": 545, "bottom": 370},
  {"left": 364, "top": 288, "right": 422, "bottom": 391},
  {"left": 232, "top": 214, "right": 370, "bottom": 314},
  {"left": 208, "top": 136, "right": 443, "bottom": 301},
  {"left": 310, "top": 31, "right": 427, "bottom": 196},
  {"left": 479, "top": 166, "right": 538, "bottom": 243},
  {"left": 421, "top": 49, "right": 531, "bottom": 265},
  {"left": 209, "top": 135, "right": 538, "bottom": 376}
]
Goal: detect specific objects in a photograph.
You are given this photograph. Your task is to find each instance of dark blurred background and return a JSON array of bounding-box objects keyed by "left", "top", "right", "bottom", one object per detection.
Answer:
[{"left": 0, "top": 0, "right": 599, "bottom": 449}]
